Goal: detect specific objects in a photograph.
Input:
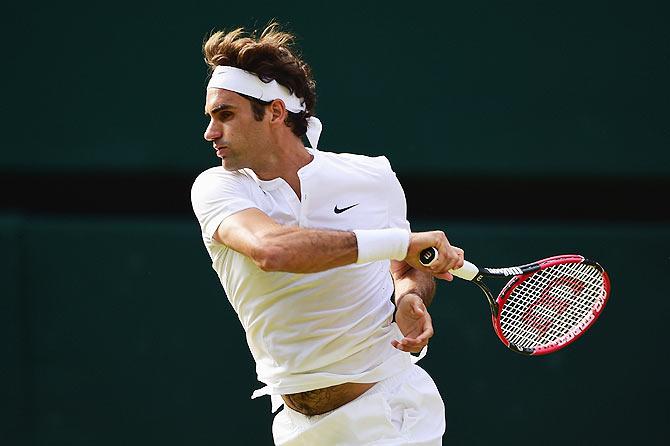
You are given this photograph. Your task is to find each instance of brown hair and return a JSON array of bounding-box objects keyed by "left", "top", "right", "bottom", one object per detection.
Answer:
[{"left": 203, "top": 23, "right": 316, "bottom": 138}]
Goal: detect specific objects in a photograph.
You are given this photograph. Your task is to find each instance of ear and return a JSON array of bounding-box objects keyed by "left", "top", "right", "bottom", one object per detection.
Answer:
[{"left": 269, "top": 99, "right": 287, "bottom": 124}]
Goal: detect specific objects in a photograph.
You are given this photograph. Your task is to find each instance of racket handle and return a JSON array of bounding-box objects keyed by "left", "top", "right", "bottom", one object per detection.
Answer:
[{"left": 419, "top": 247, "right": 480, "bottom": 281}]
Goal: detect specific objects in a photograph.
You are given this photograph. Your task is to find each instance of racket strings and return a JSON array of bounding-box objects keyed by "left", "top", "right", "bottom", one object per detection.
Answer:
[
  {"left": 499, "top": 263, "right": 606, "bottom": 350},
  {"left": 504, "top": 265, "right": 598, "bottom": 344},
  {"left": 504, "top": 264, "right": 603, "bottom": 347}
]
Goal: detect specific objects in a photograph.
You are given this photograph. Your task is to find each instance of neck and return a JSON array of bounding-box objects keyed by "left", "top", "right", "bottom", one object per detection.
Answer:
[{"left": 253, "top": 138, "right": 314, "bottom": 198}]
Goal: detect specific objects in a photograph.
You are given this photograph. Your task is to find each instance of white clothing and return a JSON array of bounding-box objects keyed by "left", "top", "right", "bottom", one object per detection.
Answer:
[
  {"left": 272, "top": 364, "right": 446, "bottom": 445},
  {"left": 190, "top": 148, "right": 415, "bottom": 399}
]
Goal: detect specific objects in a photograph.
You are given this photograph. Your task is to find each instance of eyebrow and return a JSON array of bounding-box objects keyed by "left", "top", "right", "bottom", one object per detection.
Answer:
[{"left": 204, "top": 103, "right": 235, "bottom": 116}]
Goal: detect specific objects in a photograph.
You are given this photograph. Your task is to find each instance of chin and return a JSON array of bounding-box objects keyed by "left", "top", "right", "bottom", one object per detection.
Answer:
[{"left": 221, "top": 160, "right": 239, "bottom": 171}]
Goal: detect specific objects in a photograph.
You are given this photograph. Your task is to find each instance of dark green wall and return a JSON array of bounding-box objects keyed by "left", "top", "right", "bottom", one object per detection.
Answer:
[
  {"left": 0, "top": 216, "right": 24, "bottom": 444},
  {"left": 2, "top": 215, "right": 669, "bottom": 445},
  {"left": 2, "top": 1, "right": 669, "bottom": 444},
  {"left": 4, "top": 0, "right": 669, "bottom": 175}
]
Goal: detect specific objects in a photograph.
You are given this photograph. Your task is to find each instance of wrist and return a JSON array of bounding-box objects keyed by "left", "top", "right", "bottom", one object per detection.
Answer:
[{"left": 353, "top": 228, "right": 410, "bottom": 264}]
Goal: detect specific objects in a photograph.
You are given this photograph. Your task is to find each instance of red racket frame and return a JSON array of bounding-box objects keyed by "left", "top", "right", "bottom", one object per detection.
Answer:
[{"left": 490, "top": 255, "right": 611, "bottom": 355}]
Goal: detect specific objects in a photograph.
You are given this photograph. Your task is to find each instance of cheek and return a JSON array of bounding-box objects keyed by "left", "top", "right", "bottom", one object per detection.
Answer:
[
  {"left": 222, "top": 123, "right": 240, "bottom": 145},
  {"left": 228, "top": 118, "right": 264, "bottom": 151}
]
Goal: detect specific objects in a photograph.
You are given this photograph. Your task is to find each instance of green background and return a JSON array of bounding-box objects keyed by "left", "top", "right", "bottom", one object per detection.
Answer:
[
  {"left": 2, "top": 217, "right": 669, "bottom": 445},
  {"left": 4, "top": 0, "right": 668, "bottom": 176},
  {"left": 2, "top": 0, "right": 669, "bottom": 444}
]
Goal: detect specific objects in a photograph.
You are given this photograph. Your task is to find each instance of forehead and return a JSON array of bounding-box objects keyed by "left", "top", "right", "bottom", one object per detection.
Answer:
[{"left": 205, "top": 88, "right": 246, "bottom": 112}]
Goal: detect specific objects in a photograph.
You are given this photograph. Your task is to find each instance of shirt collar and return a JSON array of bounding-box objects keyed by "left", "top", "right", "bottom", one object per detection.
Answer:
[{"left": 242, "top": 147, "right": 320, "bottom": 191}]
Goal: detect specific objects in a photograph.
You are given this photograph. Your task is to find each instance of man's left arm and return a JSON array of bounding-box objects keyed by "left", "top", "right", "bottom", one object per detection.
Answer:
[{"left": 390, "top": 259, "right": 437, "bottom": 353}]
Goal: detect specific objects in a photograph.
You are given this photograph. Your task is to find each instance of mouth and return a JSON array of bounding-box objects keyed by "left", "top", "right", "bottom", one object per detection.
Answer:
[{"left": 214, "top": 146, "right": 227, "bottom": 159}]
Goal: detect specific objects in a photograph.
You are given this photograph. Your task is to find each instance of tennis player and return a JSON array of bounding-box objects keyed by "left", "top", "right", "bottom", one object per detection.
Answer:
[{"left": 191, "top": 23, "right": 464, "bottom": 445}]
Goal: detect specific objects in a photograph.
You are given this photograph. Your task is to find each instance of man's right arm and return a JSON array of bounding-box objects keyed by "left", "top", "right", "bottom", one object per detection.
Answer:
[
  {"left": 216, "top": 208, "right": 358, "bottom": 273},
  {"left": 215, "top": 208, "right": 463, "bottom": 275}
]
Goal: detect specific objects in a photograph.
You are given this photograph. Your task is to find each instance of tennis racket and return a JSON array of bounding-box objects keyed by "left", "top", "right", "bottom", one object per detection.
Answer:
[{"left": 420, "top": 248, "right": 610, "bottom": 355}]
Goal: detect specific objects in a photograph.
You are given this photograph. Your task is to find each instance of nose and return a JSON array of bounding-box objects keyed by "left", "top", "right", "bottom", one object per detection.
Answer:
[{"left": 204, "top": 119, "right": 222, "bottom": 142}]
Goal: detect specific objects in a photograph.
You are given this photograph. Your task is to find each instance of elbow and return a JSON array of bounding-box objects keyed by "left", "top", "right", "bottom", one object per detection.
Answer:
[{"left": 252, "top": 245, "right": 287, "bottom": 272}]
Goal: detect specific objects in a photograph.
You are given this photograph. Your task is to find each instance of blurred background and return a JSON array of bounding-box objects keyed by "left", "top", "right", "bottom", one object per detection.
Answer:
[{"left": 2, "top": 0, "right": 668, "bottom": 444}]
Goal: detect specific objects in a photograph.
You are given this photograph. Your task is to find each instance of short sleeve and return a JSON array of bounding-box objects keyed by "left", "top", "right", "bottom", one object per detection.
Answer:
[
  {"left": 190, "top": 168, "right": 258, "bottom": 239},
  {"left": 385, "top": 160, "right": 411, "bottom": 232}
]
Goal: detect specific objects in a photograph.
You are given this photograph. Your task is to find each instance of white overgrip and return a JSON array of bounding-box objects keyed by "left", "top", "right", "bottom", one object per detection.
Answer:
[{"left": 450, "top": 260, "right": 480, "bottom": 281}]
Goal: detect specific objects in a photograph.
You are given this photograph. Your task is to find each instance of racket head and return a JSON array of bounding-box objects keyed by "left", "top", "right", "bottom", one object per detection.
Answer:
[{"left": 491, "top": 255, "right": 610, "bottom": 355}]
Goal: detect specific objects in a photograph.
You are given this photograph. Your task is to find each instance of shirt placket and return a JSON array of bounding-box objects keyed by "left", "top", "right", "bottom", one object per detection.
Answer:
[
  {"left": 297, "top": 174, "right": 310, "bottom": 227},
  {"left": 277, "top": 182, "right": 302, "bottom": 223}
]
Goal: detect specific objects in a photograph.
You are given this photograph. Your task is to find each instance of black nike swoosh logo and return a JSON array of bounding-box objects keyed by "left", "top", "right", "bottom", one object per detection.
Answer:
[{"left": 334, "top": 203, "right": 359, "bottom": 214}]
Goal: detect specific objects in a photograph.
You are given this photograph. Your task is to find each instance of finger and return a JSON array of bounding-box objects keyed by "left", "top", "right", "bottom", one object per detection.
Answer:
[
  {"left": 454, "top": 248, "right": 465, "bottom": 269},
  {"left": 434, "top": 271, "right": 454, "bottom": 281},
  {"left": 414, "top": 326, "right": 434, "bottom": 344},
  {"left": 398, "top": 337, "right": 425, "bottom": 349},
  {"left": 444, "top": 249, "right": 462, "bottom": 271},
  {"left": 391, "top": 339, "right": 410, "bottom": 352},
  {"left": 402, "top": 339, "right": 428, "bottom": 354},
  {"left": 436, "top": 238, "right": 452, "bottom": 271},
  {"left": 429, "top": 246, "right": 459, "bottom": 274},
  {"left": 413, "top": 319, "right": 434, "bottom": 343},
  {"left": 406, "top": 345, "right": 426, "bottom": 354},
  {"left": 402, "top": 321, "right": 433, "bottom": 344},
  {"left": 392, "top": 339, "right": 420, "bottom": 352}
]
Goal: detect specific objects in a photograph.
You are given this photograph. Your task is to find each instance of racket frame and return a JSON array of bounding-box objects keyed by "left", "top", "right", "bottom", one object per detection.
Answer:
[
  {"left": 487, "top": 255, "right": 610, "bottom": 355},
  {"left": 424, "top": 250, "right": 611, "bottom": 356}
]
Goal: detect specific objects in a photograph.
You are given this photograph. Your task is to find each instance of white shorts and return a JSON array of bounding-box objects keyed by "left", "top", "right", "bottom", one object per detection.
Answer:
[{"left": 272, "top": 364, "right": 446, "bottom": 445}]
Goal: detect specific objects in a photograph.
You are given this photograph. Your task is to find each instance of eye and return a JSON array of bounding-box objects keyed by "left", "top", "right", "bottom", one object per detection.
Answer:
[{"left": 217, "top": 111, "right": 233, "bottom": 120}]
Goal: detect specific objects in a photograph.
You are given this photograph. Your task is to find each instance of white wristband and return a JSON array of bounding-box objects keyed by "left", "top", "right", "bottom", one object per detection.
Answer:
[{"left": 353, "top": 228, "right": 410, "bottom": 264}]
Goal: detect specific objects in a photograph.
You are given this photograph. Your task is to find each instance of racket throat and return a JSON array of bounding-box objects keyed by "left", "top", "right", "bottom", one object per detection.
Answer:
[
  {"left": 475, "top": 280, "right": 536, "bottom": 354},
  {"left": 473, "top": 280, "right": 499, "bottom": 317}
]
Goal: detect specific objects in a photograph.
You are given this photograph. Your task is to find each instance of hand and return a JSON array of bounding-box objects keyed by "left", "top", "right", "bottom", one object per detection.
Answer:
[
  {"left": 404, "top": 231, "right": 465, "bottom": 280},
  {"left": 392, "top": 293, "right": 434, "bottom": 353}
]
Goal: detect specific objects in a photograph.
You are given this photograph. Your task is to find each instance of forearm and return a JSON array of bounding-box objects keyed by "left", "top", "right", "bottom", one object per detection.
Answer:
[
  {"left": 391, "top": 260, "right": 436, "bottom": 308},
  {"left": 218, "top": 208, "right": 413, "bottom": 273},
  {"left": 253, "top": 225, "right": 358, "bottom": 273}
]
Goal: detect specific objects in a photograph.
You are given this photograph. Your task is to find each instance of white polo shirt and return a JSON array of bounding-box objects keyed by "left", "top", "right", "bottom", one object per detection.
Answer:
[{"left": 191, "top": 148, "right": 415, "bottom": 403}]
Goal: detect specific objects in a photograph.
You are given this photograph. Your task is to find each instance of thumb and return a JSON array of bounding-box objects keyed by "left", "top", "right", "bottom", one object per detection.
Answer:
[{"left": 412, "top": 300, "right": 425, "bottom": 317}]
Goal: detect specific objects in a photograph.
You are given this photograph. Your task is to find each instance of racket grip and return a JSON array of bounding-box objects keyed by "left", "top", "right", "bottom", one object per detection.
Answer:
[
  {"left": 419, "top": 247, "right": 439, "bottom": 266},
  {"left": 419, "top": 247, "right": 480, "bottom": 281}
]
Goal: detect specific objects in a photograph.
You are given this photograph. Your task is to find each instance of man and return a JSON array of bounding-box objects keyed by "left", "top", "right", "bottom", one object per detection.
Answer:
[{"left": 191, "top": 23, "right": 464, "bottom": 445}]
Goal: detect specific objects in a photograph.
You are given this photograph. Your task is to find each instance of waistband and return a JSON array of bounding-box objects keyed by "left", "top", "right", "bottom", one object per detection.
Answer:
[{"left": 257, "top": 343, "right": 428, "bottom": 413}]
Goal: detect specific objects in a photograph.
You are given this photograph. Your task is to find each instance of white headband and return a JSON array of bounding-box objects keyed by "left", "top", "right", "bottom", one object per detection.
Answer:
[{"left": 207, "top": 65, "right": 322, "bottom": 149}]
